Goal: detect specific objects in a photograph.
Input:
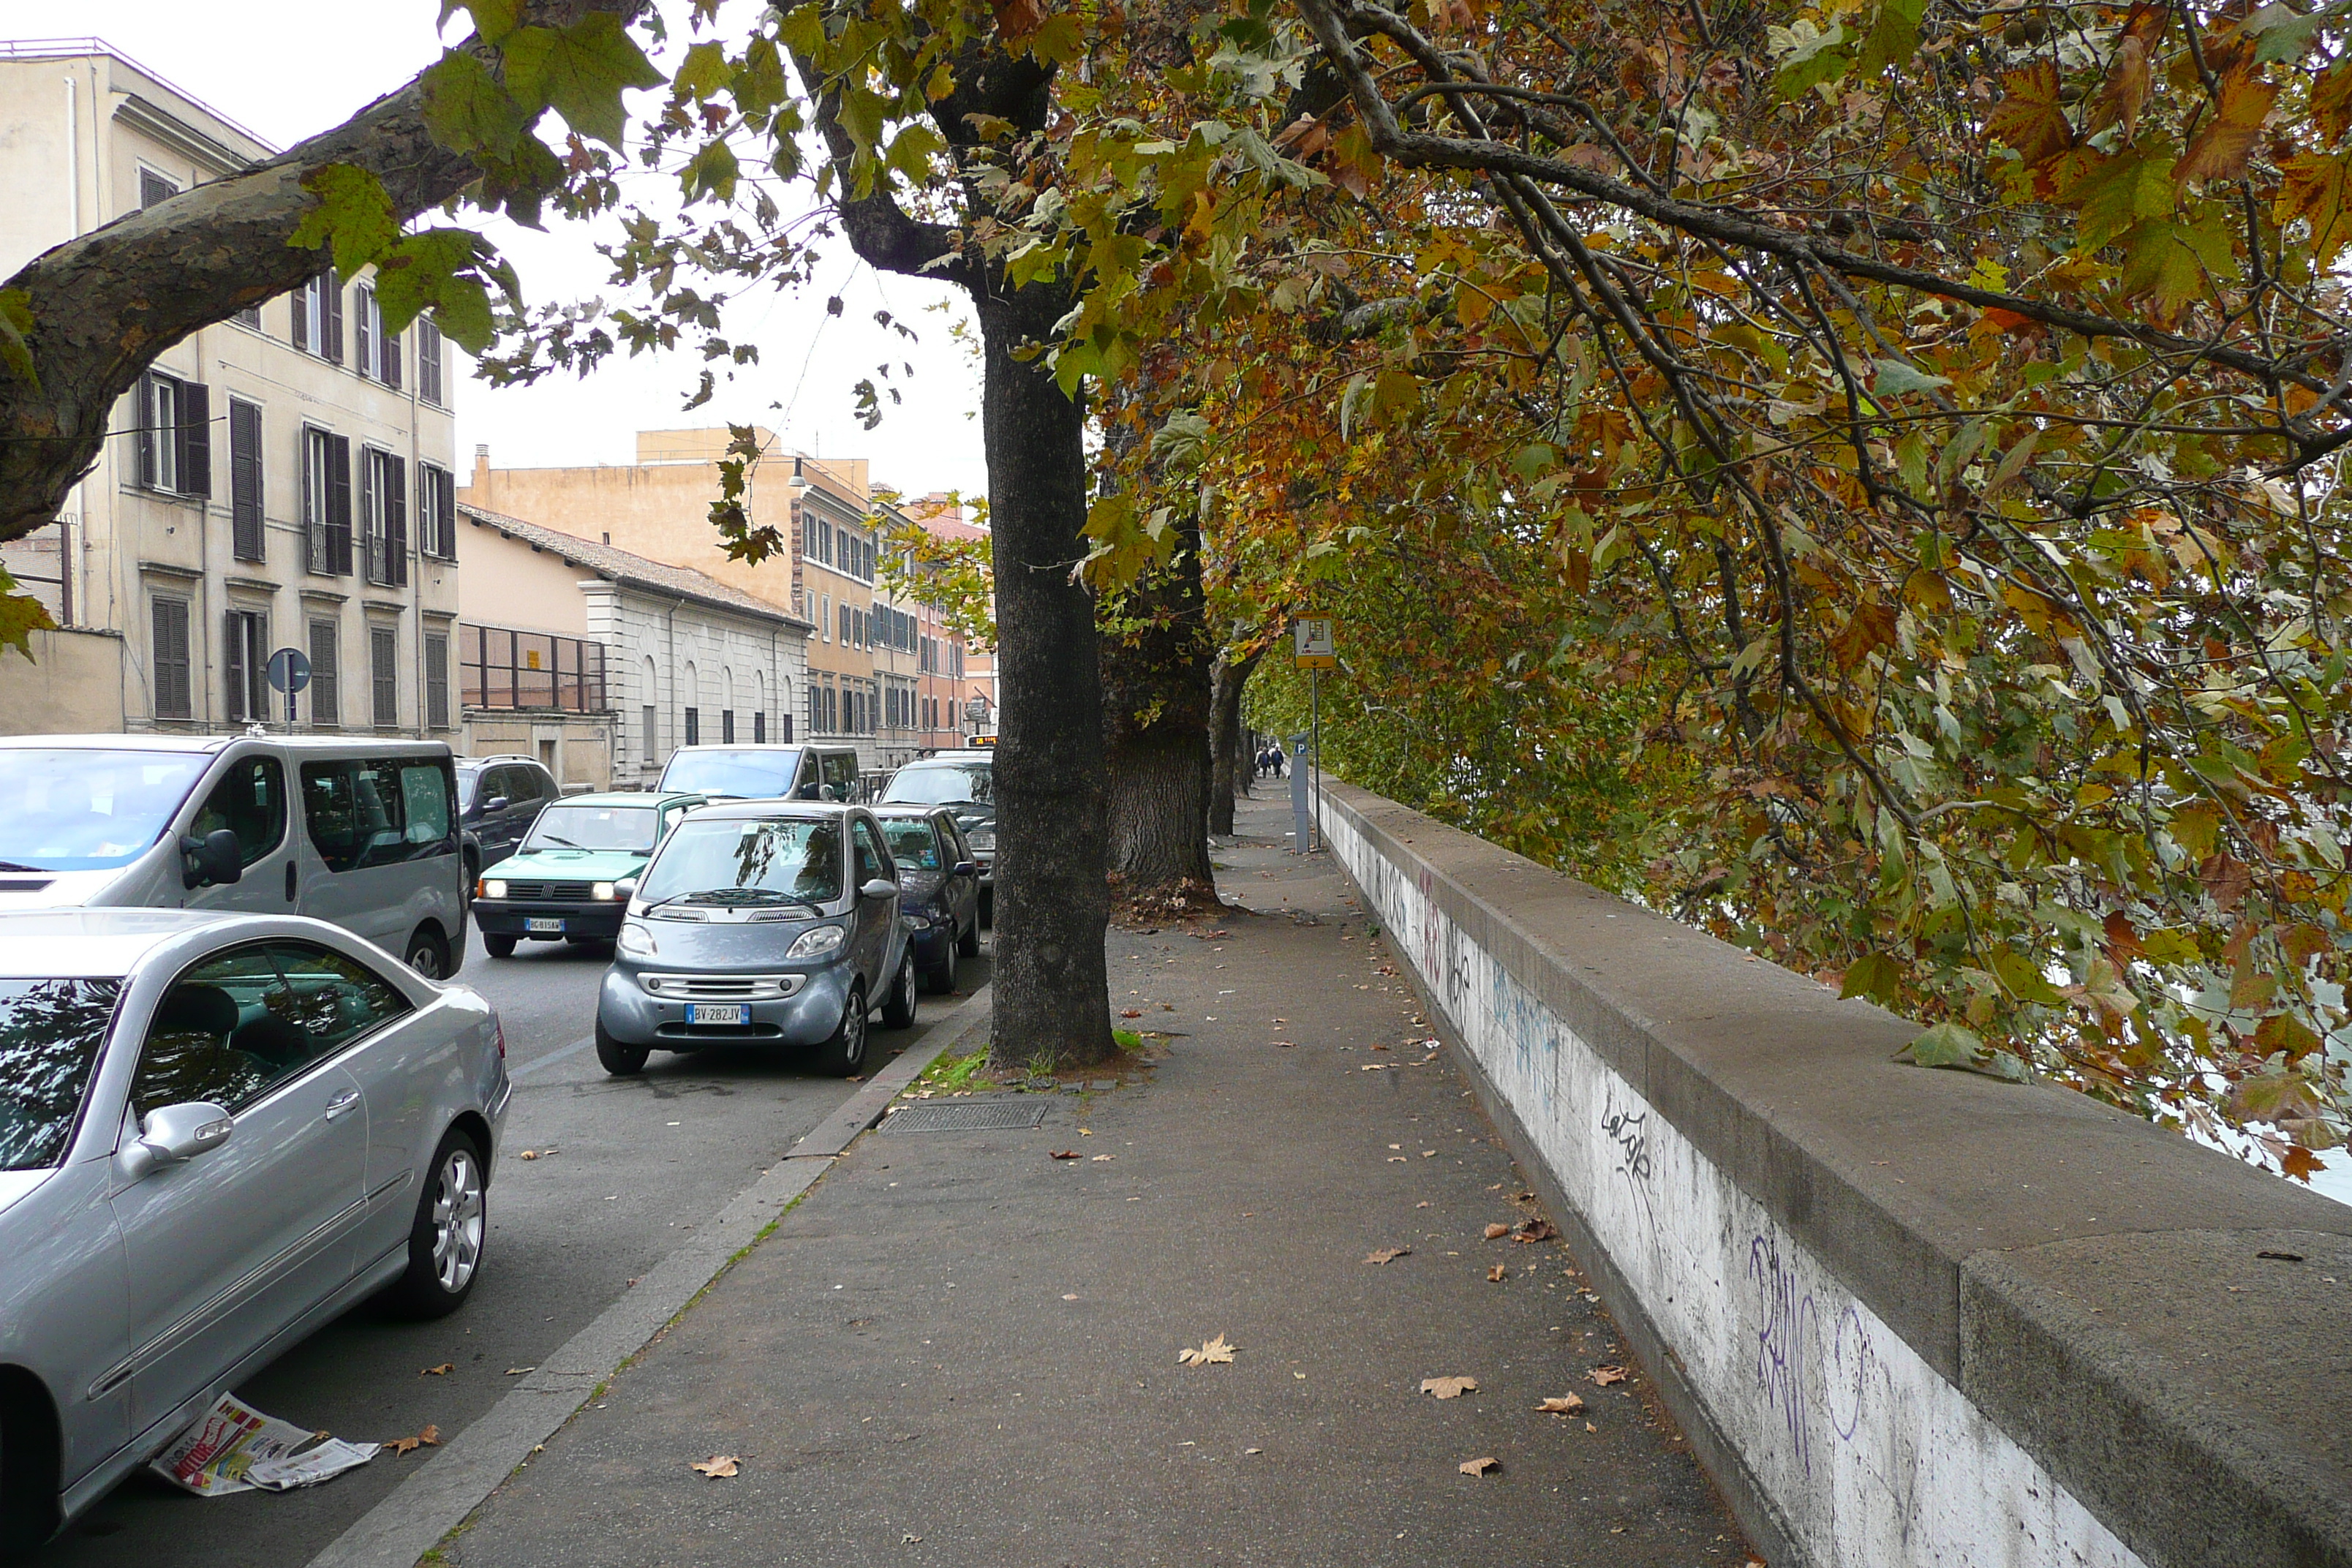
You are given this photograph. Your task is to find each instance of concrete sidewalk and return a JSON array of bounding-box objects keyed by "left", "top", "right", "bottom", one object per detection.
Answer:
[{"left": 440, "top": 795, "right": 1754, "bottom": 1567}]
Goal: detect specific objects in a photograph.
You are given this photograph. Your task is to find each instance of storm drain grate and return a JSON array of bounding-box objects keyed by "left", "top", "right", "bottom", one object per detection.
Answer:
[{"left": 883, "top": 1098, "right": 1051, "bottom": 1134}]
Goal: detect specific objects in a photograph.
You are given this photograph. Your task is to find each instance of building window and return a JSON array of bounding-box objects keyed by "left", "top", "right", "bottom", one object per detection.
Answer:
[
  {"left": 224, "top": 609, "right": 268, "bottom": 724},
  {"left": 359, "top": 447, "right": 408, "bottom": 587},
  {"left": 951, "top": 644, "right": 964, "bottom": 680},
  {"left": 135, "top": 372, "right": 210, "bottom": 498},
  {"left": 753, "top": 710, "right": 766, "bottom": 744},
  {"left": 838, "top": 603, "right": 849, "bottom": 644},
  {"left": 304, "top": 426, "right": 353, "bottom": 575},
  {"left": 424, "top": 632, "right": 450, "bottom": 729},
  {"left": 641, "top": 704, "right": 657, "bottom": 759},
  {"left": 232, "top": 302, "right": 263, "bottom": 331},
  {"left": 137, "top": 167, "right": 178, "bottom": 208},
  {"left": 227, "top": 398, "right": 263, "bottom": 562},
  {"left": 459, "top": 624, "right": 606, "bottom": 712},
  {"left": 370, "top": 625, "right": 399, "bottom": 728},
  {"left": 151, "top": 598, "right": 192, "bottom": 720},
  {"left": 291, "top": 272, "right": 344, "bottom": 363},
  {"left": 354, "top": 286, "right": 402, "bottom": 388},
  {"left": 821, "top": 595, "right": 832, "bottom": 642},
  {"left": 309, "top": 619, "right": 339, "bottom": 728},
  {"left": 684, "top": 706, "right": 699, "bottom": 746},
  {"left": 417, "top": 317, "right": 445, "bottom": 407},
  {"left": 416, "top": 462, "right": 456, "bottom": 559},
  {"left": 721, "top": 709, "right": 735, "bottom": 744}
]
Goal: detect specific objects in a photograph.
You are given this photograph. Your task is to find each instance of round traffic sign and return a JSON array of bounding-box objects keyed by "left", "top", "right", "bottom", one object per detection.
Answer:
[{"left": 265, "top": 647, "right": 312, "bottom": 695}]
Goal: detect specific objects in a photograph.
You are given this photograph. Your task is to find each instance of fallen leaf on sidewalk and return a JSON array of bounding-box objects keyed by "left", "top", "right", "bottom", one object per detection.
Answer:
[
  {"left": 1361, "top": 1064, "right": 1390, "bottom": 1072},
  {"left": 1364, "top": 1247, "right": 1411, "bottom": 1264},
  {"left": 1482, "top": 1224, "right": 1510, "bottom": 1240},
  {"left": 1273, "top": 1040, "right": 1293, "bottom": 1047},
  {"left": 1420, "top": 1376, "right": 1477, "bottom": 1399},
  {"left": 1079, "top": 1128, "right": 1093, "bottom": 1136},
  {"left": 1120, "top": 1009, "right": 1142, "bottom": 1018},
  {"left": 1179, "top": 1334, "right": 1237, "bottom": 1366},
  {"left": 421, "top": 1363, "right": 453, "bottom": 1377},
  {"left": 1049, "top": 1150, "right": 1080, "bottom": 1160},
  {"left": 1161, "top": 1003, "right": 1175, "bottom": 1011},
  {"left": 691, "top": 1455, "right": 740, "bottom": 1479},
  {"left": 518, "top": 1150, "right": 540, "bottom": 1161},
  {"left": 1458, "top": 1456, "right": 1499, "bottom": 1476},
  {"left": 1090, "top": 1154, "right": 1114, "bottom": 1161},
  {"left": 902, "top": 1534, "right": 924, "bottom": 1545},
  {"left": 1062, "top": 1293, "right": 1079, "bottom": 1300},
  {"left": 1487, "top": 1264, "right": 1507, "bottom": 1282},
  {"left": 1513, "top": 1220, "right": 1558, "bottom": 1244},
  {"left": 845, "top": 1075, "right": 864, "bottom": 1083},
  {"left": 385, "top": 1425, "right": 442, "bottom": 1455},
  {"left": 1537, "top": 1395, "right": 1586, "bottom": 1415},
  {"left": 506, "top": 1367, "right": 536, "bottom": 1376},
  {"left": 1588, "top": 1365, "right": 1628, "bottom": 1386}
]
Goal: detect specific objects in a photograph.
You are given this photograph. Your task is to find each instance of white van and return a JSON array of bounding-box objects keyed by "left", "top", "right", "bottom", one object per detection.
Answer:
[
  {"left": 656, "top": 743, "right": 864, "bottom": 802},
  {"left": 0, "top": 734, "right": 468, "bottom": 977}
]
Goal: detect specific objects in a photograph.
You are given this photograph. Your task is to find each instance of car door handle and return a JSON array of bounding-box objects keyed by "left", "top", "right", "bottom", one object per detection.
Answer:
[{"left": 323, "top": 1089, "right": 361, "bottom": 1123}]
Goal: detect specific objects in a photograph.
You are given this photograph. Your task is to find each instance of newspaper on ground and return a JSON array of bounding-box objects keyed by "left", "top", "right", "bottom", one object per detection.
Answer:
[{"left": 149, "top": 1392, "right": 380, "bottom": 1497}]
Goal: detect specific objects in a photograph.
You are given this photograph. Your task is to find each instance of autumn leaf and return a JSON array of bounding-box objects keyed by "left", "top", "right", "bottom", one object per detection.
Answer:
[
  {"left": 691, "top": 1455, "right": 741, "bottom": 1478},
  {"left": 1985, "top": 60, "right": 2072, "bottom": 167},
  {"left": 1537, "top": 1395, "right": 1587, "bottom": 1414},
  {"left": 1364, "top": 1246, "right": 1411, "bottom": 1264},
  {"left": 1049, "top": 1150, "right": 1081, "bottom": 1160},
  {"left": 2275, "top": 153, "right": 2352, "bottom": 266},
  {"left": 1179, "top": 1333, "right": 1237, "bottom": 1366},
  {"left": 1482, "top": 1222, "right": 1509, "bottom": 1240},
  {"left": 1458, "top": 1455, "right": 1500, "bottom": 1476},
  {"left": 1587, "top": 1365, "right": 1629, "bottom": 1386},
  {"left": 1487, "top": 1262, "right": 1507, "bottom": 1281},
  {"left": 1420, "top": 1376, "right": 1477, "bottom": 1398},
  {"left": 386, "top": 1425, "right": 442, "bottom": 1456},
  {"left": 2175, "top": 72, "right": 2279, "bottom": 186},
  {"left": 421, "top": 1363, "right": 453, "bottom": 1377}
]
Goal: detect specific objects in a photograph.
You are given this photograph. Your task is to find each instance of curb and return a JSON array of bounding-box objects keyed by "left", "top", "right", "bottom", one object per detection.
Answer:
[
  {"left": 785, "top": 983, "right": 994, "bottom": 1158},
  {"left": 303, "top": 987, "right": 992, "bottom": 1568}
]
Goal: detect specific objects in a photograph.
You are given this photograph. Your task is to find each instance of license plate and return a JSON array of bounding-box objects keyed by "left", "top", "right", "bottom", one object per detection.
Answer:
[
  {"left": 525, "top": 917, "right": 565, "bottom": 935},
  {"left": 685, "top": 1003, "right": 745, "bottom": 1025}
]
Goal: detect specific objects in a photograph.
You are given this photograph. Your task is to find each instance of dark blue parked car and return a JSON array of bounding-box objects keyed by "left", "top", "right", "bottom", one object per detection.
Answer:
[{"left": 873, "top": 806, "right": 981, "bottom": 993}]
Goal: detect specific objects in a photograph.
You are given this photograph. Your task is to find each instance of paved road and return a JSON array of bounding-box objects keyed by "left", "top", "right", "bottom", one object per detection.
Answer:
[{"left": 32, "top": 924, "right": 989, "bottom": 1568}]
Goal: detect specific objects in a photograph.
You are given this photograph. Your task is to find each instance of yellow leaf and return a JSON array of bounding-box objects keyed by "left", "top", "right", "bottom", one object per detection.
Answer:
[{"left": 1420, "top": 1375, "right": 1478, "bottom": 1398}]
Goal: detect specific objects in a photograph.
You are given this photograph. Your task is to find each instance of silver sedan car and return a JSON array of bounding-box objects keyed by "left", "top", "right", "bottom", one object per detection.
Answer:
[{"left": 0, "top": 910, "right": 510, "bottom": 1550}]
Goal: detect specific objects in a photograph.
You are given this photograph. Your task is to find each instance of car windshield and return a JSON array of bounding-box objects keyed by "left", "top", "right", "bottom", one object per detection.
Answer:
[
  {"left": 658, "top": 750, "right": 803, "bottom": 799},
  {"left": 524, "top": 804, "right": 658, "bottom": 853},
  {"left": 881, "top": 820, "right": 943, "bottom": 871},
  {"left": 456, "top": 771, "right": 480, "bottom": 811},
  {"left": 0, "top": 979, "right": 125, "bottom": 1169},
  {"left": 638, "top": 818, "right": 843, "bottom": 905},
  {"left": 882, "top": 766, "right": 990, "bottom": 807},
  {"left": 0, "top": 749, "right": 211, "bottom": 871}
]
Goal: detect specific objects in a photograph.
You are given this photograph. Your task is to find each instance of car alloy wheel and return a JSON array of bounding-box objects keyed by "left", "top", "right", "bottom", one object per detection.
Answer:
[
  {"left": 815, "top": 985, "right": 867, "bottom": 1077},
  {"left": 430, "top": 1143, "right": 485, "bottom": 1294}
]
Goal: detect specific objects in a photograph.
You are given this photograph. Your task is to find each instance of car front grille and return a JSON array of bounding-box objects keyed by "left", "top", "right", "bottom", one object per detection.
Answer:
[
  {"left": 639, "top": 973, "right": 804, "bottom": 1000},
  {"left": 504, "top": 881, "right": 595, "bottom": 900}
]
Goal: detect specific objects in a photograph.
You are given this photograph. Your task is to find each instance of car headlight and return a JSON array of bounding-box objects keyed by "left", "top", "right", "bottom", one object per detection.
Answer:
[
  {"left": 788, "top": 924, "right": 847, "bottom": 959},
  {"left": 617, "top": 922, "right": 654, "bottom": 957},
  {"left": 481, "top": 879, "right": 508, "bottom": 900},
  {"left": 592, "top": 881, "right": 617, "bottom": 901}
]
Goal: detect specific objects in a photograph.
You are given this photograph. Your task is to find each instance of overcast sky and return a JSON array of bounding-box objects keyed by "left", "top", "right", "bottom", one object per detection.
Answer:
[{"left": 42, "top": 1, "right": 988, "bottom": 498}]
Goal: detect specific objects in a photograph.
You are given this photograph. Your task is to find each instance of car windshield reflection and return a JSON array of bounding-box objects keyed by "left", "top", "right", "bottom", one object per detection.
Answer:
[
  {"left": 0, "top": 750, "right": 211, "bottom": 871},
  {"left": 638, "top": 818, "right": 843, "bottom": 905}
]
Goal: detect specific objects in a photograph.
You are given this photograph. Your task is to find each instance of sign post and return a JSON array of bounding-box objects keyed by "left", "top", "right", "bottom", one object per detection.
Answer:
[
  {"left": 1292, "top": 619, "right": 1336, "bottom": 851},
  {"left": 264, "top": 647, "right": 312, "bottom": 728}
]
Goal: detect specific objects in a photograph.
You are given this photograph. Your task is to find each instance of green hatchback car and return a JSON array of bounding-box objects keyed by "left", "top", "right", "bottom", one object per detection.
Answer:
[{"left": 472, "top": 791, "right": 705, "bottom": 957}]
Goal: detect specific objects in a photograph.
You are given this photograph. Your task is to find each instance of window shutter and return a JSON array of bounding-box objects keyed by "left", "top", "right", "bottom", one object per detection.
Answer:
[
  {"left": 151, "top": 599, "right": 190, "bottom": 719},
  {"left": 309, "top": 619, "right": 339, "bottom": 726},
  {"left": 425, "top": 633, "right": 448, "bottom": 728},
  {"left": 229, "top": 399, "right": 263, "bottom": 561},
  {"left": 177, "top": 380, "right": 211, "bottom": 498},
  {"left": 419, "top": 319, "right": 442, "bottom": 404},
  {"left": 382, "top": 324, "right": 402, "bottom": 390},
  {"left": 435, "top": 466, "right": 456, "bottom": 558},
  {"left": 291, "top": 283, "right": 309, "bottom": 353},
  {"left": 328, "top": 435, "right": 354, "bottom": 575},
  {"left": 354, "top": 290, "right": 372, "bottom": 382},
  {"left": 322, "top": 275, "right": 344, "bottom": 364},
  {"left": 386, "top": 456, "right": 409, "bottom": 587},
  {"left": 225, "top": 611, "right": 248, "bottom": 723},
  {"left": 135, "top": 374, "right": 159, "bottom": 490}
]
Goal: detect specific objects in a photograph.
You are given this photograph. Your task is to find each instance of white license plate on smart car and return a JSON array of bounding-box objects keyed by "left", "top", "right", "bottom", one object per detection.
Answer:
[
  {"left": 685, "top": 1003, "right": 745, "bottom": 1025},
  {"left": 526, "top": 917, "right": 565, "bottom": 934}
]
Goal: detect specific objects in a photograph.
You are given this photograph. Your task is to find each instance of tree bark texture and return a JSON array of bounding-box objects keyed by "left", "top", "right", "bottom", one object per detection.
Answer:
[
  {"left": 977, "top": 289, "right": 1117, "bottom": 1068},
  {"left": 1101, "top": 528, "right": 1215, "bottom": 892},
  {"left": 1207, "top": 647, "right": 1261, "bottom": 836},
  {"left": 0, "top": 0, "right": 642, "bottom": 543}
]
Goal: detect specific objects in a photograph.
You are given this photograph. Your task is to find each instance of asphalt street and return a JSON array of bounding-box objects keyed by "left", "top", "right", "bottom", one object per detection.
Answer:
[{"left": 31, "top": 923, "right": 990, "bottom": 1568}]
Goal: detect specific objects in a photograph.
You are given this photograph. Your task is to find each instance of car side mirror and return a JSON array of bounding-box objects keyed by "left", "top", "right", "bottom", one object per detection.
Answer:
[
  {"left": 180, "top": 828, "right": 243, "bottom": 890},
  {"left": 614, "top": 877, "right": 638, "bottom": 899},
  {"left": 120, "top": 1101, "right": 233, "bottom": 1181},
  {"left": 485, "top": 796, "right": 510, "bottom": 814},
  {"left": 859, "top": 878, "right": 898, "bottom": 900},
  {"left": 953, "top": 861, "right": 978, "bottom": 878}
]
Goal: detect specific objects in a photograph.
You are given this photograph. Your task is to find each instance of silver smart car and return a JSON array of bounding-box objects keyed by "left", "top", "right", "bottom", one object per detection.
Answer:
[
  {"left": 595, "top": 802, "right": 918, "bottom": 1077},
  {"left": 0, "top": 909, "right": 509, "bottom": 1550}
]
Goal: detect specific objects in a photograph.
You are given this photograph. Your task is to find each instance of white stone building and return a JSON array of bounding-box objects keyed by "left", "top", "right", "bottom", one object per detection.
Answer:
[
  {"left": 0, "top": 39, "right": 462, "bottom": 739},
  {"left": 455, "top": 504, "right": 812, "bottom": 789}
]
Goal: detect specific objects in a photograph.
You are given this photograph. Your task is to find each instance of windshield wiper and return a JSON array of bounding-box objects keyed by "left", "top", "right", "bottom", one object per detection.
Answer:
[{"left": 534, "top": 834, "right": 588, "bottom": 851}]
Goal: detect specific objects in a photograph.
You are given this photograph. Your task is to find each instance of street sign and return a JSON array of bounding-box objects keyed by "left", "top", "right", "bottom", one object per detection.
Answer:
[
  {"left": 265, "top": 647, "right": 312, "bottom": 694},
  {"left": 1292, "top": 618, "right": 1336, "bottom": 669}
]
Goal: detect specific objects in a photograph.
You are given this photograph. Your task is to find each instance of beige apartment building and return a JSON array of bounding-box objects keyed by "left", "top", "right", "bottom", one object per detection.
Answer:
[
  {"left": 463, "top": 429, "right": 981, "bottom": 772},
  {"left": 0, "top": 39, "right": 461, "bottom": 739}
]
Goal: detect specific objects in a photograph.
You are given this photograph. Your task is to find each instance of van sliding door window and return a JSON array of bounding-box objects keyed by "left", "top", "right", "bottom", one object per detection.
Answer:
[
  {"left": 191, "top": 757, "right": 287, "bottom": 869},
  {"left": 300, "top": 758, "right": 456, "bottom": 872}
]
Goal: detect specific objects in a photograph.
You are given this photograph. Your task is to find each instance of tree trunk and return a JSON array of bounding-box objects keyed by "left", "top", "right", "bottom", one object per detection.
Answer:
[
  {"left": 0, "top": 0, "right": 641, "bottom": 543},
  {"left": 1207, "top": 647, "right": 1262, "bottom": 835},
  {"left": 1101, "top": 526, "right": 1215, "bottom": 894},
  {"left": 977, "top": 289, "right": 1117, "bottom": 1069}
]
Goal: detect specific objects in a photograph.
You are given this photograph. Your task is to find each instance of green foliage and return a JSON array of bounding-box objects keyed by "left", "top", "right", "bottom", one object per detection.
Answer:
[
  {"left": 0, "top": 288, "right": 36, "bottom": 391},
  {"left": 288, "top": 165, "right": 399, "bottom": 281}
]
